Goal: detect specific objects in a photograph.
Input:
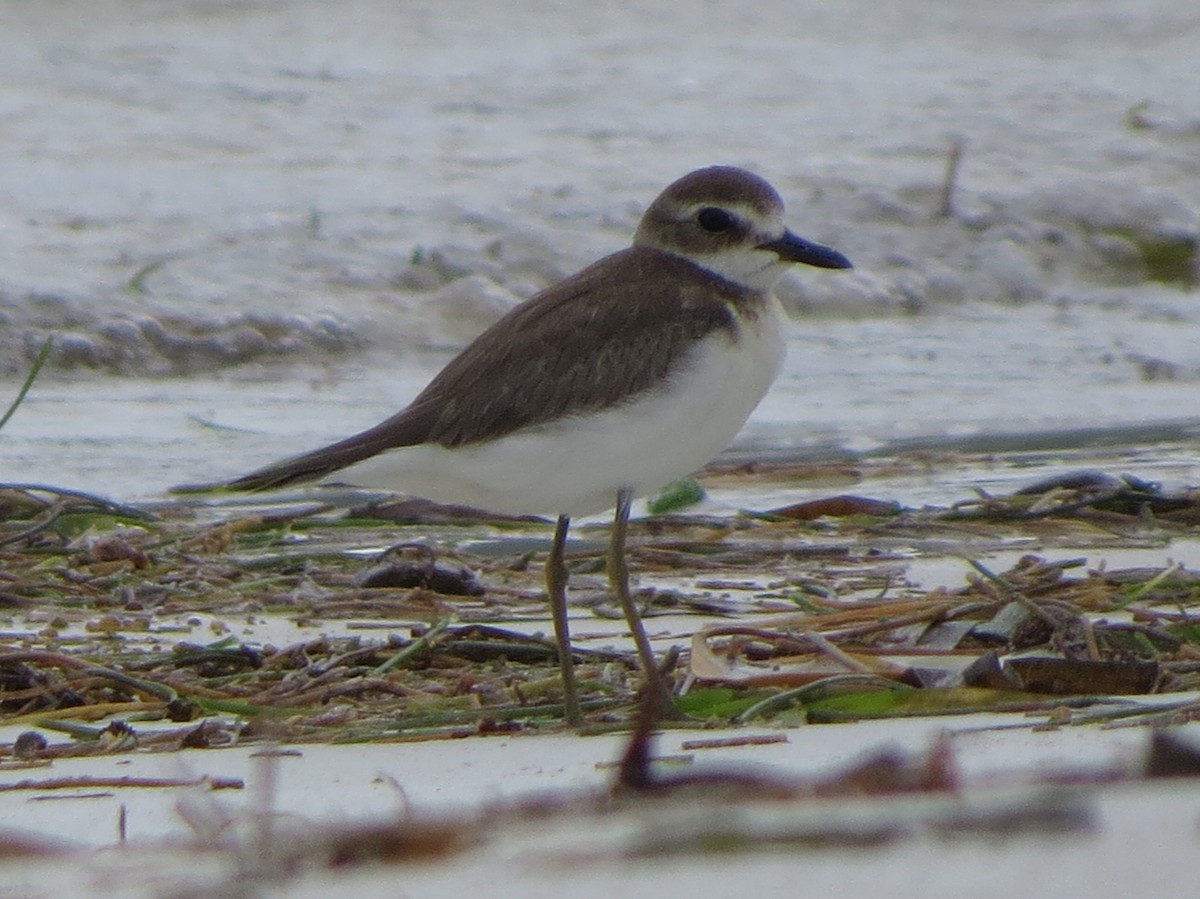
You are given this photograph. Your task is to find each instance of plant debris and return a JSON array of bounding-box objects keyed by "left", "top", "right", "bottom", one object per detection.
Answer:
[
  {"left": 0, "top": 466, "right": 1198, "bottom": 756},
  {"left": 1, "top": 467, "right": 1200, "bottom": 893}
]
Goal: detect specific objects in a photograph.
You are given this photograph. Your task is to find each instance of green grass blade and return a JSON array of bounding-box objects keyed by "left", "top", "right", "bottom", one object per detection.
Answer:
[{"left": 0, "top": 337, "right": 53, "bottom": 433}]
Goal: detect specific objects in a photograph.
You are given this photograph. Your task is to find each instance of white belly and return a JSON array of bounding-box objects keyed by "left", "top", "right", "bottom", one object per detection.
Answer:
[{"left": 332, "top": 299, "right": 787, "bottom": 517}]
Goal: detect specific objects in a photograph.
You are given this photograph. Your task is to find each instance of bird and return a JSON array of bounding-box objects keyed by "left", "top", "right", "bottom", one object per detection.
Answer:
[{"left": 179, "top": 166, "right": 851, "bottom": 724}]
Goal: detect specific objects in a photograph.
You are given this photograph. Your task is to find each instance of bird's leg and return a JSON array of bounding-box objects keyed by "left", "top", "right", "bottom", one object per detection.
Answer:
[
  {"left": 608, "top": 486, "right": 675, "bottom": 716},
  {"left": 547, "top": 513, "right": 583, "bottom": 726}
]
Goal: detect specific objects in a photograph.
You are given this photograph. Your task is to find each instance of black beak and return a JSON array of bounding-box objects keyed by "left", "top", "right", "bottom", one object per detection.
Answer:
[{"left": 761, "top": 229, "right": 852, "bottom": 270}]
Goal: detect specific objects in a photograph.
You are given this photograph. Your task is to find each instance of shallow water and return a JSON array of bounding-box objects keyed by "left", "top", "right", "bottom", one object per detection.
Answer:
[{"left": 5, "top": 301, "right": 1200, "bottom": 503}]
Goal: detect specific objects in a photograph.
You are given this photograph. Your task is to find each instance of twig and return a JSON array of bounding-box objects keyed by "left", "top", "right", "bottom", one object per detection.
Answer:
[
  {"left": 1117, "top": 561, "right": 1183, "bottom": 607},
  {"left": 965, "top": 558, "right": 1018, "bottom": 591},
  {"left": 680, "top": 734, "right": 789, "bottom": 750},
  {"left": 0, "top": 649, "right": 178, "bottom": 701},
  {"left": 0, "top": 483, "right": 155, "bottom": 521},
  {"left": 801, "top": 631, "right": 876, "bottom": 673},
  {"left": 29, "top": 703, "right": 167, "bottom": 731},
  {"left": 0, "top": 775, "right": 243, "bottom": 793},
  {"left": 0, "top": 501, "right": 71, "bottom": 548},
  {"left": 936, "top": 135, "right": 966, "bottom": 218},
  {"left": 371, "top": 616, "right": 454, "bottom": 676}
]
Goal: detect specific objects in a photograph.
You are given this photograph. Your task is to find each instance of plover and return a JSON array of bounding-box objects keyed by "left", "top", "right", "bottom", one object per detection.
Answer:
[{"left": 185, "top": 166, "right": 851, "bottom": 724}]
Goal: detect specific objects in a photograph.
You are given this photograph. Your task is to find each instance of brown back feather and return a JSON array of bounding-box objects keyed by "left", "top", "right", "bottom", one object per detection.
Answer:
[{"left": 215, "top": 246, "right": 763, "bottom": 492}]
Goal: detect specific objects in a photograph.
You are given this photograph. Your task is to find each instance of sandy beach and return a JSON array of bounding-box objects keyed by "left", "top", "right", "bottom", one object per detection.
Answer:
[{"left": 1, "top": 2, "right": 1199, "bottom": 896}]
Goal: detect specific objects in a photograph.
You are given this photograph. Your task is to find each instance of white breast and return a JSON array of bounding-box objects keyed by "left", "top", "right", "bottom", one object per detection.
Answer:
[{"left": 332, "top": 297, "right": 787, "bottom": 517}]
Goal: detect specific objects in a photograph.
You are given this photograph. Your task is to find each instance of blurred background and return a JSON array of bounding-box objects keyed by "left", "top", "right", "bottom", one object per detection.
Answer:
[{"left": 1, "top": 0, "right": 1197, "bottom": 500}]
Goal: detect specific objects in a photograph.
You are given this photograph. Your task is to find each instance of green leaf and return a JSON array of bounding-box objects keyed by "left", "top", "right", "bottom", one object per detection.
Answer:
[
  {"left": 805, "top": 688, "right": 910, "bottom": 717},
  {"left": 676, "top": 687, "right": 772, "bottom": 719},
  {"left": 647, "top": 478, "right": 705, "bottom": 515}
]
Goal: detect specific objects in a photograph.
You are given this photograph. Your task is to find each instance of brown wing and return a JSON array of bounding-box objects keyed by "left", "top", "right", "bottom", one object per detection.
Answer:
[{"left": 192, "top": 246, "right": 759, "bottom": 492}]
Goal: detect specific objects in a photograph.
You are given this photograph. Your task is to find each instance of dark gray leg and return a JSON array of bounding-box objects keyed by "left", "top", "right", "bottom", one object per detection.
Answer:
[
  {"left": 608, "top": 486, "right": 674, "bottom": 715},
  {"left": 547, "top": 514, "right": 583, "bottom": 726}
]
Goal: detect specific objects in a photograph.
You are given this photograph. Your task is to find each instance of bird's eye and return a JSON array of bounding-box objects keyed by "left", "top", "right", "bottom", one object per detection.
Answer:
[{"left": 696, "top": 207, "right": 735, "bottom": 233}]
